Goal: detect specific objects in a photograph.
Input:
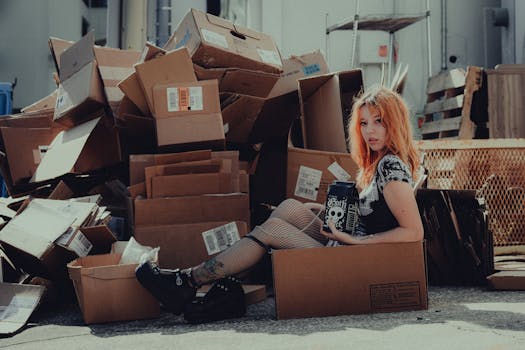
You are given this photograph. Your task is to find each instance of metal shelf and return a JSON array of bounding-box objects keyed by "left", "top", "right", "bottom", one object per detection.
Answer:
[{"left": 326, "top": 13, "right": 428, "bottom": 34}]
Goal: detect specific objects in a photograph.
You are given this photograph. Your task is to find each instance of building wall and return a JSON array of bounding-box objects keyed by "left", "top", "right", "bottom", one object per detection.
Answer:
[{"left": 261, "top": 0, "right": 501, "bottom": 117}]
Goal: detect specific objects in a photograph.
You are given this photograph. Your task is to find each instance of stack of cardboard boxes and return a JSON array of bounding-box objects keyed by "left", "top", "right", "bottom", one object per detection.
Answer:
[{"left": 0, "top": 7, "right": 428, "bottom": 326}]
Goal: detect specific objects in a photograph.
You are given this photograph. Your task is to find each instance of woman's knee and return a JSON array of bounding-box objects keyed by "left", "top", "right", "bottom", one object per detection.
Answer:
[{"left": 271, "top": 198, "right": 303, "bottom": 219}]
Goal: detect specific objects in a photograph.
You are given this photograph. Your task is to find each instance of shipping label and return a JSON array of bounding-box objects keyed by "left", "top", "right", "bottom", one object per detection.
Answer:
[
  {"left": 166, "top": 86, "right": 203, "bottom": 112},
  {"left": 294, "top": 165, "right": 322, "bottom": 201},
  {"left": 201, "top": 29, "right": 228, "bottom": 48},
  {"left": 202, "top": 222, "right": 241, "bottom": 255},
  {"left": 328, "top": 161, "right": 351, "bottom": 181},
  {"left": 257, "top": 49, "right": 282, "bottom": 66}
]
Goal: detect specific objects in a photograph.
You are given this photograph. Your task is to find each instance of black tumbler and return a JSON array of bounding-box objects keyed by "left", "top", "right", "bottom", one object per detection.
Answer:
[{"left": 323, "top": 181, "right": 359, "bottom": 234}]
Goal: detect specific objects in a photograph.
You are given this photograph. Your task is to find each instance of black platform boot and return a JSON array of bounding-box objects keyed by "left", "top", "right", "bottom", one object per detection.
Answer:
[
  {"left": 135, "top": 261, "right": 196, "bottom": 315},
  {"left": 184, "top": 276, "right": 246, "bottom": 324}
]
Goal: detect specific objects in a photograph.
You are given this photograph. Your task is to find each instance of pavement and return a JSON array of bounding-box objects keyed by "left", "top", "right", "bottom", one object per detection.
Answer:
[{"left": 1, "top": 286, "right": 524, "bottom": 350}]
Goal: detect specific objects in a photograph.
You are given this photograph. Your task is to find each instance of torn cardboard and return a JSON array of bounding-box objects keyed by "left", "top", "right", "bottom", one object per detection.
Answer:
[{"left": 0, "top": 283, "right": 45, "bottom": 336}]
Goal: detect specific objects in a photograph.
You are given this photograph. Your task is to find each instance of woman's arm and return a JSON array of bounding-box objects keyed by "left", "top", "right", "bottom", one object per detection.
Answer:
[{"left": 320, "top": 180, "right": 424, "bottom": 244}]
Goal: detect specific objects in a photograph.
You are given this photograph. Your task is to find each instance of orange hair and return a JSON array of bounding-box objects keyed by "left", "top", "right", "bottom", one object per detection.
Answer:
[{"left": 348, "top": 86, "right": 420, "bottom": 188}]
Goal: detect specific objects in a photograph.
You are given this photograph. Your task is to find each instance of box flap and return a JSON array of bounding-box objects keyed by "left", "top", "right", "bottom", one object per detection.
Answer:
[
  {"left": 21, "top": 90, "right": 59, "bottom": 113},
  {"left": 205, "top": 12, "right": 235, "bottom": 31},
  {"left": 59, "top": 31, "right": 95, "bottom": 81},
  {"left": 79, "top": 226, "right": 117, "bottom": 255},
  {"left": 139, "top": 42, "right": 166, "bottom": 63},
  {"left": 48, "top": 37, "right": 74, "bottom": 75},
  {"left": 30, "top": 118, "right": 100, "bottom": 183},
  {"left": 0, "top": 283, "right": 45, "bottom": 336}
]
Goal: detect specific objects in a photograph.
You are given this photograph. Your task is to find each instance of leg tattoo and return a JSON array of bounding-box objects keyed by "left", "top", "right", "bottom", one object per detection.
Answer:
[{"left": 192, "top": 257, "right": 226, "bottom": 285}]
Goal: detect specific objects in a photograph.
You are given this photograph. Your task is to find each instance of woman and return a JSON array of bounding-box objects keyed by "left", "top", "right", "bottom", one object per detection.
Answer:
[{"left": 135, "top": 86, "right": 424, "bottom": 323}]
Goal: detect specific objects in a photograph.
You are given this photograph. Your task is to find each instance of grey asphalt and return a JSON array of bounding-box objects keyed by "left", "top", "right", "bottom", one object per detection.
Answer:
[{"left": 1, "top": 286, "right": 524, "bottom": 350}]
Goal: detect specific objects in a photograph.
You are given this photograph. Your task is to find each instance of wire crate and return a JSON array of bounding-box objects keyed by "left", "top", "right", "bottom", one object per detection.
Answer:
[{"left": 418, "top": 139, "right": 525, "bottom": 247}]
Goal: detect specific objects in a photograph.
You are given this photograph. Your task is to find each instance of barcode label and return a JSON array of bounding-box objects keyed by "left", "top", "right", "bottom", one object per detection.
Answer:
[
  {"left": 201, "top": 29, "right": 228, "bottom": 48},
  {"left": 257, "top": 49, "right": 282, "bottom": 66},
  {"left": 328, "top": 162, "right": 351, "bottom": 181},
  {"left": 202, "top": 222, "right": 241, "bottom": 255},
  {"left": 67, "top": 230, "right": 93, "bottom": 257},
  {"left": 294, "top": 165, "right": 322, "bottom": 201},
  {"left": 166, "top": 87, "right": 203, "bottom": 112},
  {"left": 167, "top": 88, "right": 180, "bottom": 112}
]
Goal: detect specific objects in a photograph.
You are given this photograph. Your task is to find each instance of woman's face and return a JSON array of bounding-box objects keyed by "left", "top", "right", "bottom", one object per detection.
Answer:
[{"left": 359, "top": 105, "right": 387, "bottom": 152}]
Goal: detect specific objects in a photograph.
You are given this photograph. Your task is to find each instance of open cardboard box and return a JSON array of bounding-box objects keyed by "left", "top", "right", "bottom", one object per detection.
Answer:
[
  {"left": 165, "top": 8, "right": 282, "bottom": 74},
  {"left": 67, "top": 253, "right": 160, "bottom": 324},
  {"left": 298, "top": 69, "right": 363, "bottom": 152},
  {"left": 286, "top": 147, "right": 359, "bottom": 204},
  {"left": 134, "top": 221, "right": 248, "bottom": 269},
  {"left": 53, "top": 32, "right": 107, "bottom": 127},
  {"left": 272, "top": 241, "right": 428, "bottom": 319}
]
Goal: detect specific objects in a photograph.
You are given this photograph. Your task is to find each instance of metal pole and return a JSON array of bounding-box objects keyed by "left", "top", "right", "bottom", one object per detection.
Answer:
[
  {"left": 426, "top": 0, "right": 432, "bottom": 77},
  {"left": 350, "top": 0, "right": 360, "bottom": 68}
]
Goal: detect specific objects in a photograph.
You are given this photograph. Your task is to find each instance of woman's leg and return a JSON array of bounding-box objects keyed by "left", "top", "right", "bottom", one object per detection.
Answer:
[{"left": 191, "top": 216, "right": 324, "bottom": 286}]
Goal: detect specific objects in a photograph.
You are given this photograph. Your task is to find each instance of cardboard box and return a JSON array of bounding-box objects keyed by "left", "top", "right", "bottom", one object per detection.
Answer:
[
  {"left": 129, "top": 150, "right": 212, "bottom": 185},
  {"left": 487, "top": 271, "right": 525, "bottom": 290},
  {"left": 165, "top": 8, "right": 282, "bottom": 74},
  {"left": 67, "top": 253, "right": 161, "bottom": 324},
  {"left": 299, "top": 69, "right": 363, "bottom": 152},
  {"left": 152, "top": 79, "right": 225, "bottom": 149},
  {"left": 93, "top": 46, "right": 141, "bottom": 111},
  {"left": 134, "top": 221, "right": 248, "bottom": 269},
  {"left": 286, "top": 147, "right": 359, "bottom": 204},
  {"left": 194, "top": 64, "right": 279, "bottom": 98},
  {"left": 145, "top": 159, "right": 236, "bottom": 198},
  {"left": 134, "top": 193, "right": 250, "bottom": 227},
  {"left": 1, "top": 125, "right": 63, "bottom": 184},
  {"left": 272, "top": 241, "right": 428, "bottom": 319},
  {"left": 54, "top": 32, "right": 107, "bottom": 127},
  {"left": 269, "top": 50, "right": 330, "bottom": 98},
  {"left": 31, "top": 116, "right": 121, "bottom": 183},
  {"left": 118, "top": 73, "right": 151, "bottom": 116},
  {"left": 134, "top": 47, "right": 197, "bottom": 116},
  {"left": 21, "top": 90, "right": 58, "bottom": 113},
  {"left": 221, "top": 90, "right": 300, "bottom": 144}
]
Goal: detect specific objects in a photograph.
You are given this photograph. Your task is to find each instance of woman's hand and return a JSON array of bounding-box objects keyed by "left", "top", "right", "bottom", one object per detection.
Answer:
[{"left": 320, "top": 220, "right": 358, "bottom": 245}]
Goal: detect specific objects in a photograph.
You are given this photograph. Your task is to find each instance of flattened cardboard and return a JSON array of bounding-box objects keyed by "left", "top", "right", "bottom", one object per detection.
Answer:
[
  {"left": 134, "top": 193, "right": 250, "bottom": 227},
  {"left": 48, "top": 37, "right": 74, "bottom": 74},
  {"left": 31, "top": 116, "right": 121, "bottom": 183},
  {"left": 134, "top": 221, "right": 247, "bottom": 268},
  {"left": 21, "top": 90, "right": 58, "bottom": 113},
  {"left": 67, "top": 253, "right": 160, "bottom": 324},
  {"left": 134, "top": 48, "right": 197, "bottom": 115},
  {"left": 0, "top": 283, "right": 45, "bottom": 335},
  {"left": 166, "top": 8, "right": 282, "bottom": 74},
  {"left": 299, "top": 69, "right": 363, "bottom": 152},
  {"left": 269, "top": 50, "right": 329, "bottom": 98},
  {"left": 487, "top": 271, "right": 525, "bottom": 290},
  {"left": 287, "top": 147, "right": 359, "bottom": 203},
  {"left": 272, "top": 241, "right": 428, "bottom": 319}
]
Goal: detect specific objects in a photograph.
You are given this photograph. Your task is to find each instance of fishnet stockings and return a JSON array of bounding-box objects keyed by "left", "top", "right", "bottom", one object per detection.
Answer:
[{"left": 191, "top": 199, "right": 326, "bottom": 285}]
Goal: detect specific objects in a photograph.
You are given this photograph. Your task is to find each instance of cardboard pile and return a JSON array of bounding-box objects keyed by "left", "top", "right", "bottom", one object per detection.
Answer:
[{"left": 0, "top": 6, "right": 432, "bottom": 327}]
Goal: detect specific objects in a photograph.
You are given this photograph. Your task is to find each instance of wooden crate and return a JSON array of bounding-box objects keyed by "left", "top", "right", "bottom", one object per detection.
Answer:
[
  {"left": 420, "top": 67, "right": 489, "bottom": 140},
  {"left": 487, "top": 64, "right": 525, "bottom": 138}
]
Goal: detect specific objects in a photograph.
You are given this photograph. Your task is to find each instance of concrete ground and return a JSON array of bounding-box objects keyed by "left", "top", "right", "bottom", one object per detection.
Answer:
[{"left": 1, "top": 286, "right": 524, "bottom": 350}]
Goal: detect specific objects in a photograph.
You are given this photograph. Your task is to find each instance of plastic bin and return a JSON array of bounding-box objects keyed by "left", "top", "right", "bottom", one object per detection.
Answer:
[{"left": 0, "top": 82, "right": 12, "bottom": 116}]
